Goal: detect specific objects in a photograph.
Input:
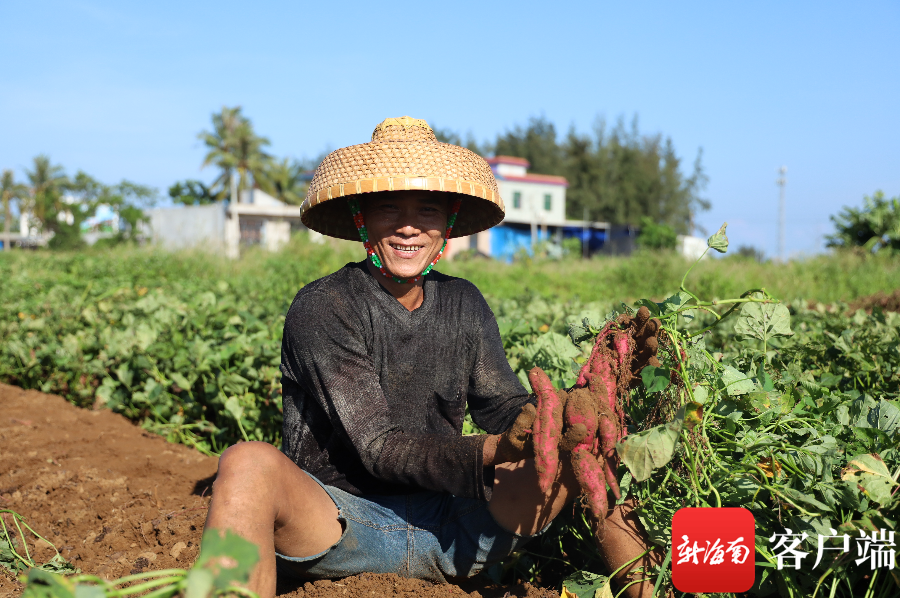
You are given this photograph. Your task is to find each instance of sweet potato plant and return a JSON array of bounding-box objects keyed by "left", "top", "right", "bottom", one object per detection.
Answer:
[
  {"left": 515, "top": 224, "right": 899, "bottom": 597},
  {"left": 1, "top": 231, "right": 899, "bottom": 596}
]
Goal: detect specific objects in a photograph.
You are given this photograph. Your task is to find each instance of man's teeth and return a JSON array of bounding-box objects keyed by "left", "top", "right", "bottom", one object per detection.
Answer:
[{"left": 390, "top": 244, "right": 422, "bottom": 252}]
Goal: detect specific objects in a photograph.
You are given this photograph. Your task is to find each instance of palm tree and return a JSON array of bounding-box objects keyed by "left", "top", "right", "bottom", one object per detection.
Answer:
[
  {"left": 198, "top": 106, "right": 272, "bottom": 202},
  {"left": 259, "top": 158, "right": 307, "bottom": 206},
  {"left": 23, "top": 155, "right": 69, "bottom": 233},
  {"left": 1, "top": 170, "right": 29, "bottom": 250}
]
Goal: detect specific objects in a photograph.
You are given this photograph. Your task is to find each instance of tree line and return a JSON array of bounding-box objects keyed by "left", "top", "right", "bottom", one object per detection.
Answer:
[
  {"left": 4, "top": 106, "right": 893, "bottom": 255},
  {"left": 175, "top": 108, "right": 713, "bottom": 237},
  {"left": 435, "top": 115, "right": 710, "bottom": 235},
  {"left": 0, "top": 106, "right": 309, "bottom": 250},
  {"left": 1, "top": 159, "right": 154, "bottom": 250}
]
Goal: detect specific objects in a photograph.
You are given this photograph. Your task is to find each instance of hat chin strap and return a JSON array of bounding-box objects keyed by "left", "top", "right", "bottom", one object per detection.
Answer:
[{"left": 348, "top": 198, "right": 462, "bottom": 284}]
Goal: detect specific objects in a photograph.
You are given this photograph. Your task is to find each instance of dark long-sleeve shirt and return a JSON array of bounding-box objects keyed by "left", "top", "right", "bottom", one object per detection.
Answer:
[{"left": 279, "top": 261, "right": 533, "bottom": 501}]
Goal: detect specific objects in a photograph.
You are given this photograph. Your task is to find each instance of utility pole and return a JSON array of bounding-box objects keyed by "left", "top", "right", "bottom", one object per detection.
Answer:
[{"left": 776, "top": 166, "right": 787, "bottom": 261}]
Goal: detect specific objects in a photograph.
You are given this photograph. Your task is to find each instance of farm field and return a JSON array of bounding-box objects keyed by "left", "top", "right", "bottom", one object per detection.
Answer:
[
  {"left": 0, "top": 383, "right": 553, "bottom": 598},
  {"left": 1, "top": 238, "right": 899, "bottom": 597}
]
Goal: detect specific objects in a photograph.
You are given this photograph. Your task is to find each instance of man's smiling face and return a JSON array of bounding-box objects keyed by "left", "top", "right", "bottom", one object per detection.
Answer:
[{"left": 362, "top": 191, "right": 450, "bottom": 282}]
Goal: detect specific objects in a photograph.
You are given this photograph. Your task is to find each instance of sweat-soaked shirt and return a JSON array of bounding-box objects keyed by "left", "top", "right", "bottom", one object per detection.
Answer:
[{"left": 279, "top": 261, "right": 533, "bottom": 501}]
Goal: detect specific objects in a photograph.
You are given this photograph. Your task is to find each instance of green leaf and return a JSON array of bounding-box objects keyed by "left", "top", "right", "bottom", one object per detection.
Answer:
[
  {"left": 224, "top": 396, "right": 244, "bottom": 422},
  {"left": 616, "top": 406, "right": 686, "bottom": 482},
  {"left": 707, "top": 222, "right": 729, "bottom": 253},
  {"left": 841, "top": 453, "right": 899, "bottom": 505},
  {"left": 561, "top": 571, "right": 612, "bottom": 598},
  {"left": 21, "top": 569, "right": 77, "bottom": 597},
  {"left": 517, "top": 369, "right": 531, "bottom": 391},
  {"left": 658, "top": 291, "right": 692, "bottom": 316},
  {"left": 134, "top": 322, "right": 158, "bottom": 351},
  {"left": 641, "top": 365, "right": 670, "bottom": 394},
  {"left": 522, "top": 331, "right": 582, "bottom": 379},
  {"left": 819, "top": 373, "right": 842, "bottom": 388},
  {"left": 567, "top": 322, "right": 593, "bottom": 345},
  {"left": 870, "top": 400, "right": 900, "bottom": 435},
  {"left": 734, "top": 301, "right": 794, "bottom": 343},
  {"left": 778, "top": 487, "right": 832, "bottom": 512},
  {"left": 114, "top": 365, "right": 133, "bottom": 389},
  {"left": 20, "top": 566, "right": 93, "bottom": 598},
  {"left": 170, "top": 371, "right": 193, "bottom": 392},
  {"left": 94, "top": 377, "right": 118, "bottom": 408},
  {"left": 193, "top": 528, "right": 259, "bottom": 593},
  {"left": 633, "top": 298, "right": 661, "bottom": 316},
  {"left": 183, "top": 568, "right": 215, "bottom": 599},
  {"left": 757, "top": 362, "right": 775, "bottom": 391},
  {"left": 721, "top": 366, "right": 755, "bottom": 396},
  {"left": 691, "top": 385, "right": 709, "bottom": 404}
]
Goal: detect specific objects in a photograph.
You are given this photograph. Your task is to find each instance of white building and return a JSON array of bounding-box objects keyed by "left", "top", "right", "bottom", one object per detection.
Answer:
[
  {"left": 146, "top": 189, "right": 305, "bottom": 258},
  {"left": 447, "top": 156, "right": 609, "bottom": 261}
]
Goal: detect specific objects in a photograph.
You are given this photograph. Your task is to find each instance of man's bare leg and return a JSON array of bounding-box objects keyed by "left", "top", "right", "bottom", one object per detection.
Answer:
[
  {"left": 203, "top": 442, "right": 343, "bottom": 596},
  {"left": 488, "top": 458, "right": 580, "bottom": 536}
]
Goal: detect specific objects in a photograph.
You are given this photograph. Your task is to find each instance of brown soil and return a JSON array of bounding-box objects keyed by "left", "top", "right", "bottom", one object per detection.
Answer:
[
  {"left": 276, "top": 573, "right": 554, "bottom": 598},
  {"left": 847, "top": 289, "right": 900, "bottom": 314},
  {"left": 0, "top": 384, "right": 554, "bottom": 598}
]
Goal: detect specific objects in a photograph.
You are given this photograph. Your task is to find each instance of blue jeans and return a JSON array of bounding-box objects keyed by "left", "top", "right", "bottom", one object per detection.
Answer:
[{"left": 275, "top": 471, "right": 541, "bottom": 583}]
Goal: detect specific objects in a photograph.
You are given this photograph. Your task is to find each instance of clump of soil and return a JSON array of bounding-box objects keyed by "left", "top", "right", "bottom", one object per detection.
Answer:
[
  {"left": 0, "top": 384, "right": 554, "bottom": 598},
  {"left": 847, "top": 289, "right": 900, "bottom": 314}
]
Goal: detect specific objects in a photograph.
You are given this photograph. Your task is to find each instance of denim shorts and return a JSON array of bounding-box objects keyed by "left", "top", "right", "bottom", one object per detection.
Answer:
[{"left": 275, "top": 471, "right": 540, "bottom": 583}]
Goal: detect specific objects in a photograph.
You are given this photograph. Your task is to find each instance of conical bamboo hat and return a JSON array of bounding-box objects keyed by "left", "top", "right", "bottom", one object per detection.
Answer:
[{"left": 301, "top": 117, "right": 505, "bottom": 240}]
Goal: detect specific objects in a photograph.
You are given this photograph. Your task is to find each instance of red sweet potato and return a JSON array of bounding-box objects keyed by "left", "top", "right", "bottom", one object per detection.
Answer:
[
  {"left": 589, "top": 353, "right": 618, "bottom": 413},
  {"left": 571, "top": 446, "right": 608, "bottom": 533},
  {"left": 614, "top": 330, "right": 630, "bottom": 372},
  {"left": 576, "top": 322, "right": 614, "bottom": 388},
  {"left": 598, "top": 413, "right": 621, "bottom": 500},
  {"left": 528, "top": 367, "right": 565, "bottom": 493},
  {"left": 566, "top": 388, "right": 611, "bottom": 529},
  {"left": 559, "top": 423, "right": 588, "bottom": 452},
  {"left": 564, "top": 388, "right": 598, "bottom": 448}
]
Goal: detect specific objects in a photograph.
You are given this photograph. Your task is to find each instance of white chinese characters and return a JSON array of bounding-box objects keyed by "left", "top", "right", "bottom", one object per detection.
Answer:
[{"left": 768, "top": 528, "right": 896, "bottom": 571}]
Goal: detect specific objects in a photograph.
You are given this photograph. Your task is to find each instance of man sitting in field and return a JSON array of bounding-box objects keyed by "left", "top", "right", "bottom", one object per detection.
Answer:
[{"left": 204, "top": 117, "right": 656, "bottom": 596}]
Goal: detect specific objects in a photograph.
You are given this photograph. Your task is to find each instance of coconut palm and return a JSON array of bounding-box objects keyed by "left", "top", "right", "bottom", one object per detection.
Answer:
[
  {"left": 259, "top": 157, "right": 307, "bottom": 206},
  {"left": 198, "top": 106, "right": 272, "bottom": 202},
  {"left": 23, "top": 155, "right": 69, "bottom": 232},
  {"left": 1, "top": 170, "right": 29, "bottom": 250}
]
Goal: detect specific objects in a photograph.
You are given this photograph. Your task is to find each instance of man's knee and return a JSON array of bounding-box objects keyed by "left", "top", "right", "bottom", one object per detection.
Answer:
[{"left": 215, "top": 441, "right": 286, "bottom": 489}]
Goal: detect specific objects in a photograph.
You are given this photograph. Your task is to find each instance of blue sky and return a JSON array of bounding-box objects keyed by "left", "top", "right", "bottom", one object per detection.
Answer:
[{"left": 2, "top": 0, "right": 898, "bottom": 258}]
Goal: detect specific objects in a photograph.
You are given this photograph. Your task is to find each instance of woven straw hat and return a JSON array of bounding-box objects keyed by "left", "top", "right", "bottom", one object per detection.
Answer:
[{"left": 301, "top": 117, "right": 505, "bottom": 240}]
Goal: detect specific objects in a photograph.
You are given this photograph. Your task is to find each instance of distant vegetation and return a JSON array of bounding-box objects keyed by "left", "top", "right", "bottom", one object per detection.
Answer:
[
  {"left": 2, "top": 102, "right": 896, "bottom": 261},
  {"left": 2, "top": 240, "right": 898, "bottom": 596},
  {"left": 1, "top": 157, "right": 155, "bottom": 250},
  {"left": 436, "top": 115, "right": 709, "bottom": 235},
  {"left": 826, "top": 190, "right": 900, "bottom": 253}
]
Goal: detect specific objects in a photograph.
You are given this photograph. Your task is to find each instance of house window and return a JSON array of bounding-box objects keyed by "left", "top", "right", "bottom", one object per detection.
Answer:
[
  {"left": 544, "top": 194, "right": 552, "bottom": 211},
  {"left": 239, "top": 218, "right": 263, "bottom": 245},
  {"left": 513, "top": 191, "right": 522, "bottom": 209}
]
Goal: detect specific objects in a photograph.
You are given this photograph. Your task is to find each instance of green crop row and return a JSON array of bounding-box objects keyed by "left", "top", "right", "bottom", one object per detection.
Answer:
[{"left": 2, "top": 237, "right": 899, "bottom": 596}]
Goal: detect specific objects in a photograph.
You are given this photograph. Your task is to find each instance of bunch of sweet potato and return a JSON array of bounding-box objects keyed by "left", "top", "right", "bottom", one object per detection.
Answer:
[{"left": 528, "top": 306, "right": 660, "bottom": 534}]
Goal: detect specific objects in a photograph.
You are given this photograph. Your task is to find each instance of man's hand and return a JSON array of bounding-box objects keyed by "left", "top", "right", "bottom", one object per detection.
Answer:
[
  {"left": 485, "top": 403, "right": 536, "bottom": 466},
  {"left": 485, "top": 390, "right": 593, "bottom": 466}
]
